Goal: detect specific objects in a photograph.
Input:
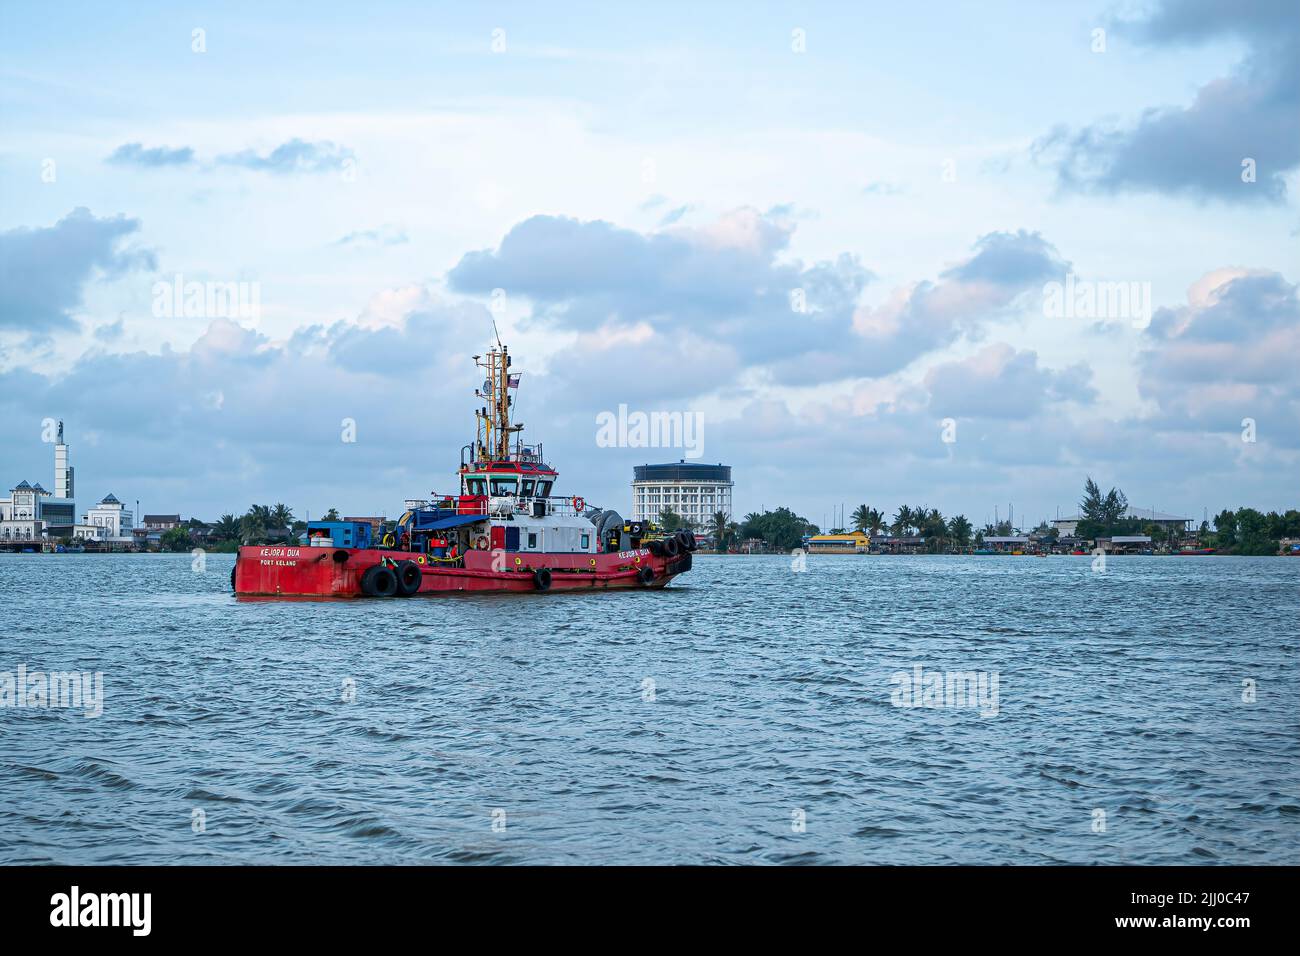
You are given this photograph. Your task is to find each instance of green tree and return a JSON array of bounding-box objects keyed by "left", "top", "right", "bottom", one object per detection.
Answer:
[
  {"left": 1081, "top": 476, "right": 1129, "bottom": 530},
  {"left": 891, "top": 505, "right": 914, "bottom": 536},
  {"left": 709, "top": 510, "right": 734, "bottom": 553},
  {"left": 947, "top": 514, "right": 973, "bottom": 547},
  {"left": 240, "top": 504, "right": 271, "bottom": 544},
  {"left": 740, "top": 507, "right": 818, "bottom": 552},
  {"left": 212, "top": 514, "right": 241, "bottom": 542},
  {"left": 657, "top": 507, "right": 685, "bottom": 532},
  {"left": 159, "top": 526, "right": 193, "bottom": 552},
  {"left": 851, "top": 504, "right": 871, "bottom": 533},
  {"left": 323, "top": 507, "right": 340, "bottom": 521},
  {"left": 270, "top": 503, "right": 295, "bottom": 532}
]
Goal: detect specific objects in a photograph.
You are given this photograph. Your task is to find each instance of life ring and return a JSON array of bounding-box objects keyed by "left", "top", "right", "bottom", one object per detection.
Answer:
[
  {"left": 475, "top": 535, "right": 490, "bottom": 550},
  {"left": 571, "top": 496, "right": 585, "bottom": 512}
]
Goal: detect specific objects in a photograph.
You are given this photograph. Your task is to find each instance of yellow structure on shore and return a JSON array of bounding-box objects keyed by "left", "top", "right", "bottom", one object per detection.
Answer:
[{"left": 806, "top": 530, "right": 870, "bottom": 554}]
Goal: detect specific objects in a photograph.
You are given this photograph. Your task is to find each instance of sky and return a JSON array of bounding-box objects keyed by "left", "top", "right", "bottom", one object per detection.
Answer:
[{"left": 1, "top": 0, "right": 1297, "bottom": 529}]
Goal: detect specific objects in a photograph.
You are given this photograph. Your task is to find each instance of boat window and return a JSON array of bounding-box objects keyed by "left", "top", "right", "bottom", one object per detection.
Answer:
[
  {"left": 521, "top": 479, "right": 535, "bottom": 497},
  {"left": 490, "top": 477, "right": 518, "bottom": 496},
  {"left": 581, "top": 533, "right": 590, "bottom": 550},
  {"left": 528, "top": 532, "right": 538, "bottom": 549},
  {"left": 538, "top": 480, "right": 552, "bottom": 497},
  {"left": 465, "top": 477, "right": 487, "bottom": 496}
]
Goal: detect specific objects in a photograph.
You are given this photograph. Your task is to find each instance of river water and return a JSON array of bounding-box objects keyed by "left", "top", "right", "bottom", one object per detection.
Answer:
[{"left": 1, "top": 552, "right": 1296, "bottom": 864}]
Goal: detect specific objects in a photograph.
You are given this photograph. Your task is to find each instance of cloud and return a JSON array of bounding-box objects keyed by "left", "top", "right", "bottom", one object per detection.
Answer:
[
  {"left": 923, "top": 343, "right": 1097, "bottom": 420},
  {"left": 1036, "top": 0, "right": 1300, "bottom": 203},
  {"left": 0, "top": 208, "right": 155, "bottom": 334},
  {"left": 846, "top": 230, "right": 1069, "bottom": 377},
  {"left": 216, "top": 138, "right": 355, "bottom": 174},
  {"left": 106, "top": 143, "right": 195, "bottom": 167},
  {"left": 335, "top": 225, "right": 408, "bottom": 247},
  {"left": 1138, "top": 268, "right": 1300, "bottom": 446},
  {"left": 449, "top": 211, "right": 1066, "bottom": 391}
]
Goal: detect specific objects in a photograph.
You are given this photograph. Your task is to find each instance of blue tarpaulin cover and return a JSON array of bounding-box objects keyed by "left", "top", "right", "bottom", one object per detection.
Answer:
[{"left": 420, "top": 514, "right": 488, "bottom": 531}]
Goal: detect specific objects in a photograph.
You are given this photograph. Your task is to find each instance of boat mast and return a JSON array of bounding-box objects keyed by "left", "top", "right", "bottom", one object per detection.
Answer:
[{"left": 474, "top": 342, "right": 521, "bottom": 463}]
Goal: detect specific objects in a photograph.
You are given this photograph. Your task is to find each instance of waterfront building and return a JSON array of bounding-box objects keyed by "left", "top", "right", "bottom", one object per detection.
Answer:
[
  {"left": 0, "top": 480, "right": 74, "bottom": 540},
  {"left": 1097, "top": 535, "right": 1153, "bottom": 553},
  {"left": 142, "top": 514, "right": 182, "bottom": 530},
  {"left": 632, "top": 461, "right": 733, "bottom": 529},
  {"left": 806, "top": 531, "right": 870, "bottom": 554},
  {"left": 1052, "top": 508, "right": 1189, "bottom": 536},
  {"left": 981, "top": 535, "right": 1034, "bottom": 553},
  {"left": 0, "top": 420, "right": 78, "bottom": 540},
  {"left": 876, "top": 535, "right": 928, "bottom": 554},
  {"left": 84, "top": 493, "right": 135, "bottom": 541}
]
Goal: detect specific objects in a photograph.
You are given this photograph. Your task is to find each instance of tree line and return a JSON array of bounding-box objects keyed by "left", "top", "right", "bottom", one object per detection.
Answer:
[{"left": 656, "top": 476, "right": 1299, "bottom": 555}]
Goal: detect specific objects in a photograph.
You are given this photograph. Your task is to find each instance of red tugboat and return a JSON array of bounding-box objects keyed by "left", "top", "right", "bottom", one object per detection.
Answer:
[{"left": 234, "top": 340, "right": 696, "bottom": 597}]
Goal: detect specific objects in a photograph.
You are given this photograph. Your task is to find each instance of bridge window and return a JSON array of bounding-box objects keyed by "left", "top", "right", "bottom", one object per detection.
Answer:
[
  {"left": 490, "top": 477, "right": 518, "bottom": 496},
  {"left": 538, "top": 480, "right": 553, "bottom": 497},
  {"left": 465, "top": 477, "right": 487, "bottom": 496},
  {"left": 527, "top": 532, "right": 538, "bottom": 549},
  {"left": 521, "top": 479, "right": 535, "bottom": 497}
]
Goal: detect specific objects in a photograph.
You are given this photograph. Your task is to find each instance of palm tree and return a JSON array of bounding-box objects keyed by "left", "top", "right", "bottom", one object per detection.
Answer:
[
  {"left": 866, "top": 508, "right": 886, "bottom": 536},
  {"left": 270, "top": 503, "right": 295, "bottom": 530},
  {"left": 891, "top": 505, "right": 914, "bottom": 536},
  {"left": 213, "top": 513, "right": 240, "bottom": 542},
  {"left": 709, "top": 511, "right": 732, "bottom": 553},
  {"left": 947, "top": 514, "right": 973, "bottom": 548},
  {"left": 240, "top": 504, "right": 271, "bottom": 544},
  {"left": 851, "top": 504, "right": 871, "bottom": 533}
]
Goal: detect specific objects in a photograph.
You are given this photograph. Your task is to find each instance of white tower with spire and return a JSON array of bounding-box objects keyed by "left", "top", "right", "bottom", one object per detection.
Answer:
[{"left": 54, "top": 420, "right": 74, "bottom": 500}]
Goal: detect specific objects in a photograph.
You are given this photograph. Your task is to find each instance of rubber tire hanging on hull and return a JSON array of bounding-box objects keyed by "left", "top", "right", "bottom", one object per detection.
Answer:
[
  {"left": 661, "top": 536, "right": 681, "bottom": 558},
  {"left": 637, "top": 566, "right": 656, "bottom": 586},
  {"left": 395, "top": 560, "right": 422, "bottom": 596},
  {"left": 533, "top": 567, "right": 552, "bottom": 592},
  {"left": 361, "top": 564, "right": 399, "bottom": 598},
  {"left": 230, "top": 563, "right": 237, "bottom": 591}
]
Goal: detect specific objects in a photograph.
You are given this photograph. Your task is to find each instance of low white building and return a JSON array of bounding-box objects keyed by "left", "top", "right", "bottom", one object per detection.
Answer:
[
  {"left": 1052, "top": 508, "right": 1190, "bottom": 536},
  {"left": 84, "top": 493, "right": 135, "bottom": 541}
]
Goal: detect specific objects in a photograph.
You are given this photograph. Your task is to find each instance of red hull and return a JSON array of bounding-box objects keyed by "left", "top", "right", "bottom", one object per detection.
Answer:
[{"left": 234, "top": 545, "right": 689, "bottom": 597}]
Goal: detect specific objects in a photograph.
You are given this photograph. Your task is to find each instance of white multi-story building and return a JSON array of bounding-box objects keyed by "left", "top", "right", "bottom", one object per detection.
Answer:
[
  {"left": 631, "top": 461, "right": 733, "bottom": 529},
  {"left": 84, "top": 493, "right": 134, "bottom": 540}
]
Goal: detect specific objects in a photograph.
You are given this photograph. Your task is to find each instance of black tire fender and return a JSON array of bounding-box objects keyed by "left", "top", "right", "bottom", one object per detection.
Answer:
[
  {"left": 637, "top": 566, "right": 655, "bottom": 586},
  {"left": 361, "top": 564, "right": 399, "bottom": 598},
  {"left": 662, "top": 536, "right": 680, "bottom": 558},
  {"left": 533, "top": 567, "right": 552, "bottom": 592},
  {"left": 395, "top": 560, "right": 422, "bottom": 596}
]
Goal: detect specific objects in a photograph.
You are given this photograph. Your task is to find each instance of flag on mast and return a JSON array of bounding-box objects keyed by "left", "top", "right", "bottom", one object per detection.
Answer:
[{"left": 507, "top": 373, "right": 522, "bottom": 388}]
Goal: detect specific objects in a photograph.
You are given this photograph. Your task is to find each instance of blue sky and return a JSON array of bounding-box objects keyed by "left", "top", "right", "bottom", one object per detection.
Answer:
[{"left": 1, "top": 1, "right": 1297, "bottom": 528}]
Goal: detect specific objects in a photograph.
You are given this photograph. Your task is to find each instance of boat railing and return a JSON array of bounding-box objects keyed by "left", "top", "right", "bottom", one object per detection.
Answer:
[{"left": 426, "top": 493, "right": 590, "bottom": 519}]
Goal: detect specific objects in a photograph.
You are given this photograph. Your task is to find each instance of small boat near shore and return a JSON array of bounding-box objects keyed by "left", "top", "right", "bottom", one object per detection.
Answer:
[{"left": 234, "top": 339, "right": 696, "bottom": 598}]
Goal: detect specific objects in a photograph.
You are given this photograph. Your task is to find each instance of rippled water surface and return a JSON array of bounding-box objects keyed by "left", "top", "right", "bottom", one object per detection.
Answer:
[{"left": 2, "top": 552, "right": 1297, "bottom": 865}]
